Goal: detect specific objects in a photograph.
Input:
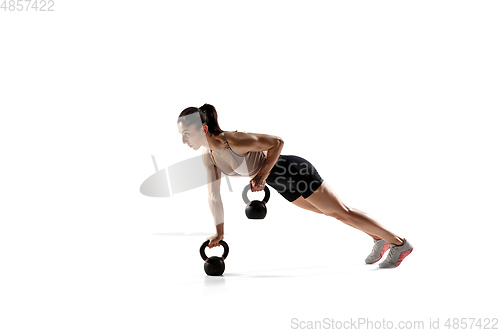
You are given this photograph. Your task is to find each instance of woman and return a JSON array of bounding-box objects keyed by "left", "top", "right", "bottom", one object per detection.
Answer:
[{"left": 177, "top": 104, "right": 413, "bottom": 268}]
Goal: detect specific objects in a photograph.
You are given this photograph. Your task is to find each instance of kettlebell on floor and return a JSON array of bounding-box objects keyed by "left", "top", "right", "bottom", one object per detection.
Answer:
[{"left": 199, "top": 240, "right": 230, "bottom": 276}]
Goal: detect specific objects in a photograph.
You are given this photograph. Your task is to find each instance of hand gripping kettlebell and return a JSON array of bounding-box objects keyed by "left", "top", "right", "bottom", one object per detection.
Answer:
[
  {"left": 199, "top": 240, "right": 229, "bottom": 276},
  {"left": 242, "top": 184, "right": 271, "bottom": 219}
]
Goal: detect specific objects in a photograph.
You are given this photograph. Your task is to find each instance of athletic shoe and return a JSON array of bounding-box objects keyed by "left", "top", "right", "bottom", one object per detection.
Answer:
[
  {"left": 379, "top": 238, "right": 413, "bottom": 268},
  {"left": 365, "top": 238, "right": 390, "bottom": 264}
]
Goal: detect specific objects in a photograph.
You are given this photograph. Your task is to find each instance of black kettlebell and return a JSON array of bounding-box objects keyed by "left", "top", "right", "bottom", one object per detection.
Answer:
[
  {"left": 199, "top": 240, "right": 229, "bottom": 276},
  {"left": 242, "top": 184, "right": 271, "bottom": 219}
]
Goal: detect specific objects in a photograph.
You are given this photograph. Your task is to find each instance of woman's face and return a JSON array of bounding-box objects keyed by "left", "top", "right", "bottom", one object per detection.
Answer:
[{"left": 177, "top": 122, "right": 206, "bottom": 150}]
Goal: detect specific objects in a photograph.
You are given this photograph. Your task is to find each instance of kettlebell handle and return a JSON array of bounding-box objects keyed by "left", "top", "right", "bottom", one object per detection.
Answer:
[
  {"left": 200, "top": 240, "right": 229, "bottom": 261},
  {"left": 242, "top": 184, "right": 270, "bottom": 205}
]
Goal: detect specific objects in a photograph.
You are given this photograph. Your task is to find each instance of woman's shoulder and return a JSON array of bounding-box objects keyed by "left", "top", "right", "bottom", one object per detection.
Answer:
[
  {"left": 223, "top": 130, "right": 250, "bottom": 143},
  {"left": 224, "top": 131, "right": 253, "bottom": 155},
  {"left": 201, "top": 147, "right": 214, "bottom": 165},
  {"left": 225, "top": 131, "right": 280, "bottom": 154}
]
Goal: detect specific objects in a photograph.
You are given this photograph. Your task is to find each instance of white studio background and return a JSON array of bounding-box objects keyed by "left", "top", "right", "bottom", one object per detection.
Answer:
[{"left": 1, "top": 1, "right": 499, "bottom": 332}]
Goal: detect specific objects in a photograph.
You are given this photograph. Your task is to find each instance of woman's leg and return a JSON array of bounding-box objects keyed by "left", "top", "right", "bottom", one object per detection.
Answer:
[
  {"left": 304, "top": 182, "right": 404, "bottom": 245},
  {"left": 291, "top": 196, "right": 382, "bottom": 239},
  {"left": 290, "top": 196, "right": 323, "bottom": 214}
]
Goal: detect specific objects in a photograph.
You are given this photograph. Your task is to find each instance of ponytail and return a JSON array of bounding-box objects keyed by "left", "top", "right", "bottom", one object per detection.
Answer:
[
  {"left": 177, "top": 103, "right": 223, "bottom": 136},
  {"left": 198, "top": 104, "right": 223, "bottom": 136}
]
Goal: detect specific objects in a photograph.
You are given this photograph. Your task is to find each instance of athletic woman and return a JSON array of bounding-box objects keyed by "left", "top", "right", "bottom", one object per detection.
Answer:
[{"left": 177, "top": 104, "right": 413, "bottom": 268}]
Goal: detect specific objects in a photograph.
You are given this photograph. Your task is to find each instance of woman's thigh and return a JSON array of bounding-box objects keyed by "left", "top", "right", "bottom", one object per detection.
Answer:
[
  {"left": 290, "top": 196, "right": 324, "bottom": 214},
  {"left": 304, "top": 181, "right": 351, "bottom": 219}
]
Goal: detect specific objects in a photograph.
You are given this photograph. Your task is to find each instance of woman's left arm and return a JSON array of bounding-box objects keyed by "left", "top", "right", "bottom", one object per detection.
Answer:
[{"left": 229, "top": 132, "right": 284, "bottom": 191}]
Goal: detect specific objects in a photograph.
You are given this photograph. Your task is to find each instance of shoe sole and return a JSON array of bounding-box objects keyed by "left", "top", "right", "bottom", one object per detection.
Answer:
[
  {"left": 367, "top": 243, "right": 390, "bottom": 264},
  {"left": 380, "top": 247, "right": 414, "bottom": 268},
  {"left": 394, "top": 247, "right": 413, "bottom": 267}
]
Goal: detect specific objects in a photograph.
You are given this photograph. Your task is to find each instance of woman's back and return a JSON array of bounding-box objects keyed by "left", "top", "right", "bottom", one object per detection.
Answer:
[{"left": 206, "top": 131, "right": 267, "bottom": 177}]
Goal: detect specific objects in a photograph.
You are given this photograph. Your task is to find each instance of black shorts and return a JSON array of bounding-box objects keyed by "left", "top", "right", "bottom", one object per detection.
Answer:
[{"left": 265, "top": 155, "right": 324, "bottom": 202}]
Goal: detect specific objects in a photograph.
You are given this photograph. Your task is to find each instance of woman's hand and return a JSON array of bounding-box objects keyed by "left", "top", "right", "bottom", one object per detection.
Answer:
[
  {"left": 207, "top": 233, "right": 224, "bottom": 249},
  {"left": 250, "top": 173, "right": 267, "bottom": 192}
]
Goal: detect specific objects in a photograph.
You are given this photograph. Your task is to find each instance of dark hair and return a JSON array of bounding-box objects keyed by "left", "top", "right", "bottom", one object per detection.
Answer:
[{"left": 177, "top": 103, "right": 223, "bottom": 136}]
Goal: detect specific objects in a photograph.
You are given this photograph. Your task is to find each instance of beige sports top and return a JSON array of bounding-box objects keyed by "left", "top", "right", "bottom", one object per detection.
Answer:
[
  {"left": 208, "top": 131, "right": 267, "bottom": 177},
  {"left": 202, "top": 131, "right": 267, "bottom": 225}
]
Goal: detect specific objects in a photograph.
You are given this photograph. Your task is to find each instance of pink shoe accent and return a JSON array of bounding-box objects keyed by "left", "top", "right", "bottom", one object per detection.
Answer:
[
  {"left": 371, "top": 243, "right": 391, "bottom": 264},
  {"left": 378, "top": 243, "right": 390, "bottom": 262},
  {"left": 395, "top": 248, "right": 413, "bottom": 267}
]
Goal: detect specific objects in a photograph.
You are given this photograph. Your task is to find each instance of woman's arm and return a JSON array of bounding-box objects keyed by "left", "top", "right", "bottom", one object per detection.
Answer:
[
  {"left": 202, "top": 149, "right": 225, "bottom": 248},
  {"left": 226, "top": 132, "right": 284, "bottom": 191}
]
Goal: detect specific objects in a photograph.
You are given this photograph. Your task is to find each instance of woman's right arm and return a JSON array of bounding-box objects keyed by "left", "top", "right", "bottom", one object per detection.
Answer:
[{"left": 202, "top": 149, "right": 224, "bottom": 248}]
